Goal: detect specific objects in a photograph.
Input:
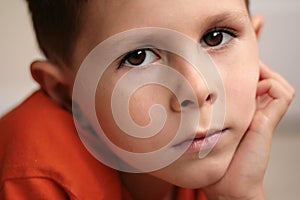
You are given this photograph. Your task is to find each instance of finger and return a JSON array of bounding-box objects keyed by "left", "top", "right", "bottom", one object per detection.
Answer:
[
  {"left": 255, "top": 78, "right": 294, "bottom": 131},
  {"left": 256, "top": 78, "right": 292, "bottom": 100},
  {"left": 259, "top": 61, "right": 294, "bottom": 93},
  {"left": 259, "top": 65, "right": 293, "bottom": 93}
]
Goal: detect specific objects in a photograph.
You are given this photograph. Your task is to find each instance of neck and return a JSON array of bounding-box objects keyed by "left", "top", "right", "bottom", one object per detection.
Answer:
[{"left": 119, "top": 172, "right": 174, "bottom": 200}]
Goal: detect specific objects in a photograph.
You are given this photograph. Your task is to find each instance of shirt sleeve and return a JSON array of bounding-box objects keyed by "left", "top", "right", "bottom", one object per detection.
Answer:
[{"left": 0, "top": 177, "right": 73, "bottom": 200}]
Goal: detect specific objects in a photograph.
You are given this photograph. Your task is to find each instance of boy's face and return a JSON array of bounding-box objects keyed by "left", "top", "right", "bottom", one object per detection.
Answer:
[{"left": 71, "top": 0, "right": 259, "bottom": 188}]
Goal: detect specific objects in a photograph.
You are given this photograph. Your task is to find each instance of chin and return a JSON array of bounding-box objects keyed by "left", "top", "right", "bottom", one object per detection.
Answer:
[
  {"left": 151, "top": 126, "right": 242, "bottom": 189},
  {"left": 182, "top": 161, "right": 229, "bottom": 188},
  {"left": 153, "top": 151, "right": 233, "bottom": 189}
]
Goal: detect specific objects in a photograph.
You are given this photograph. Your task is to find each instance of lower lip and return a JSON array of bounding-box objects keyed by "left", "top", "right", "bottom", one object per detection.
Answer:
[{"left": 178, "top": 130, "right": 224, "bottom": 153}]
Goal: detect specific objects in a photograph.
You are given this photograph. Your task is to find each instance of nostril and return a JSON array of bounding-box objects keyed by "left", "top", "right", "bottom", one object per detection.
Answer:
[
  {"left": 205, "top": 93, "right": 217, "bottom": 104},
  {"left": 205, "top": 94, "right": 212, "bottom": 102},
  {"left": 180, "top": 93, "right": 216, "bottom": 108},
  {"left": 181, "top": 99, "right": 193, "bottom": 107}
]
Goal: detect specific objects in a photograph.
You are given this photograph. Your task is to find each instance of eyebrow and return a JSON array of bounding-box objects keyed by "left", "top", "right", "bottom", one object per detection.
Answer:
[{"left": 202, "top": 11, "right": 249, "bottom": 27}]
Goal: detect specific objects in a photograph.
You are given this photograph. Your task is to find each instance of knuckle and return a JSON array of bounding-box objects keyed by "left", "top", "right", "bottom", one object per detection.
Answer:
[
  {"left": 286, "top": 89, "right": 295, "bottom": 105},
  {"left": 291, "top": 88, "right": 296, "bottom": 98}
]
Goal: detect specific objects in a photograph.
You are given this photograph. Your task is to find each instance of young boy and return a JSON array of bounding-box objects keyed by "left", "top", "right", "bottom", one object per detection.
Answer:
[{"left": 0, "top": 0, "right": 294, "bottom": 199}]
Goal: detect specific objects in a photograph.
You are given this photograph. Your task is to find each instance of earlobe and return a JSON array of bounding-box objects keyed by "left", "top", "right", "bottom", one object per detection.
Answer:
[
  {"left": 251, "top": 15, "right": 264, "bottom": 38},
  {"left": 30, "top": 60, "right": 72, "bottom": 110}
]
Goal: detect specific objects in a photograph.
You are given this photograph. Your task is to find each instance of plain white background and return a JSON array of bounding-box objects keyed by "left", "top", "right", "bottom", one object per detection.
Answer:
[{"left": 0, "top": 0, "right": 299, "bottom": 199}]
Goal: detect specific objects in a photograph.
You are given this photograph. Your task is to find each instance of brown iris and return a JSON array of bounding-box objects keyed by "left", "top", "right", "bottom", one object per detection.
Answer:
[
  {"left": 125, "top": 50, "right": 146, "bottom": 65},
  {"left": 203, "top": 31, "right": 223, "bottom": 47}
]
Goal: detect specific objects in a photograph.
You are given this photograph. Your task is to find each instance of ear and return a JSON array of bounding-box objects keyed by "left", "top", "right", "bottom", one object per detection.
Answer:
[
  {"left": 251, "top": 15, "right": 264, "bottom": 38},
  {"left": 30, "top": 60, "right": 72, "bottom": 110}
]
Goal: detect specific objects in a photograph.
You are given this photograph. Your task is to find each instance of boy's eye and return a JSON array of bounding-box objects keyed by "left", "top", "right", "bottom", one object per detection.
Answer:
[
  {"left": 120, "top": 49, "right": 160, "bottom": 68},
  {"left": 201, "top": 29, "right": 237, "bottom": 48}
]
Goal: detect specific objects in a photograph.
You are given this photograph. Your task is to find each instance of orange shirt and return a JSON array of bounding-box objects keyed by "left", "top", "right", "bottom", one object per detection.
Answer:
[{"left": 0, "top": 90, "right": 206, "bottom": 200}]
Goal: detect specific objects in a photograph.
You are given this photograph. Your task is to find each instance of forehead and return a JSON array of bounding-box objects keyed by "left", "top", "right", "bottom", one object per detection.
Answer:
[
  {"left": 83, "top": 0, "right": 247, "bottom": 37},
  {"left": 74, "top": 0, "right": 249, "bottom": 66}
]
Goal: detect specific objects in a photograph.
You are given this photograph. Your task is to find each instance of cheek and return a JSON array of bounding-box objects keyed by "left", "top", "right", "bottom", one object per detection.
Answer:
[
  {"left": 223, "top": 65, "right": 259, "bottom": 130},
  {"left": 215, "top": 39, "right": 260, "bottom": 131},
  {"left": 95, "top": 81, "right": 180, "bottom": 153}
]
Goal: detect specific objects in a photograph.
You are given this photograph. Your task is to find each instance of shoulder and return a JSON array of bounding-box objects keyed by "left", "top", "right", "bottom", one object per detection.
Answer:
[
  {"left": 0, "top": 90, "right": 75, "bottom": 175},
  {"left": 1, "top": 177, "right": 74, "bottom": 199},
  {"left": 0, "top": 90, "right": 124, "bottom": 199},
  {"left": 0, "top": 90, "right": 71, "bottom": 143}
]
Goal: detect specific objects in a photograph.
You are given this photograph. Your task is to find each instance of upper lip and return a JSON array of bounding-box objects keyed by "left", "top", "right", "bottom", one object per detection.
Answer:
[
  {"left": 197, "top": 129, "right": 224, "bottom": 139},
  {"left": 173, "top": 128, "right": 227, "bottom": 147}
]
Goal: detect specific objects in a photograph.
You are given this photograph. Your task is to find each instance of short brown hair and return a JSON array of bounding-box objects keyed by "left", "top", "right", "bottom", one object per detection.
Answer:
[
  {"left": 26, "top": 0, "right": 250, "bottom": 66},
  {"left": 246, "top": 0, "right": 250, "bottom": 10},
  {"left": 26, "top": 0, "right": 88, "bottom": 65}
]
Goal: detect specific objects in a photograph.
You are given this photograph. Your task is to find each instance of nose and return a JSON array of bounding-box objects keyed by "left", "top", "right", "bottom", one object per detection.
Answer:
[{"left": 169, "top": 56, "right": 217, "bottom": 112}]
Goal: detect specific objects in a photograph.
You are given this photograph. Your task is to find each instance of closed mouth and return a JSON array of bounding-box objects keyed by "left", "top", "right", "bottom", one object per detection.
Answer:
[{"left": 173, "top": 128, "right": 227, "bottom": 153}]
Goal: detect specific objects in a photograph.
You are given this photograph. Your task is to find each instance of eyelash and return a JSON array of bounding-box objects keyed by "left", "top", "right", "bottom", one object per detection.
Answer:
[
  {"left": 118, "top": 27, "right": 239, "bottom": 69},
  {"left": 118, "top": 48, "right": 160, "bottom": 69},
  {"left": 201, "top": 27, "right": 238, "bottom": 51}
]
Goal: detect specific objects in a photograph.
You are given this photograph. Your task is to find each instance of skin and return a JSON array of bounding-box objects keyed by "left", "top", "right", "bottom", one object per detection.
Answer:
[{"left": 30, "top": 0, "right": 295, "bottom": 199}]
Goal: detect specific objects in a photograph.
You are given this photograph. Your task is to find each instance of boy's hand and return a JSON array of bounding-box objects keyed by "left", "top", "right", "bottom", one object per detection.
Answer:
[{"left": 203, "top": 62, "right": 295, "bottom": 200}]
